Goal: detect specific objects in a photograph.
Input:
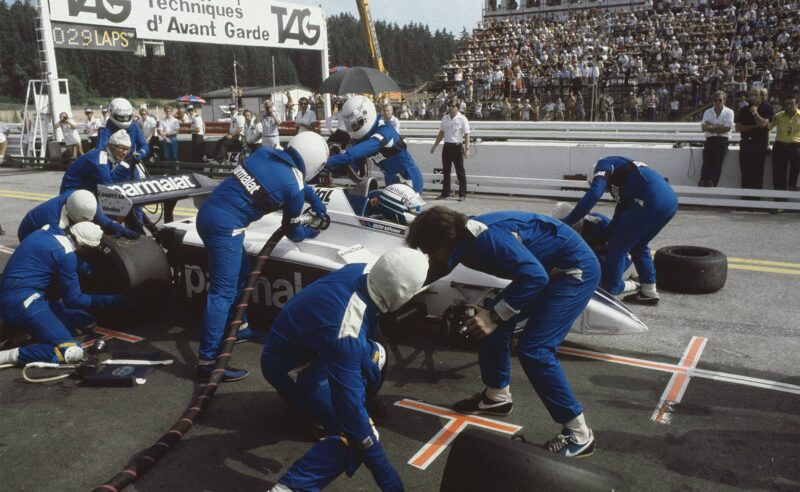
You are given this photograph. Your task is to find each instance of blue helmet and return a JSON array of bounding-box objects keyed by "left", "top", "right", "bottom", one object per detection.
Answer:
[{"left": 378, "top": 183, "right": 425, "bottom": 225}]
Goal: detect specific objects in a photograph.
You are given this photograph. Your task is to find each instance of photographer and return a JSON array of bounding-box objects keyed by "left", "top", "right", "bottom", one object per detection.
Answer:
[
  {"left": 261, "top": 99, "right": 282, "bottom": 150},
  {"left": 59, "top": 112, "right": 82, "bottom": 159}
]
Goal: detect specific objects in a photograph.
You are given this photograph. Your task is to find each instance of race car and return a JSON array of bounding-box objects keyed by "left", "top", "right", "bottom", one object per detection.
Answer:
[{"left": 94, "top": 174, "right": 648, "bottom": 338}]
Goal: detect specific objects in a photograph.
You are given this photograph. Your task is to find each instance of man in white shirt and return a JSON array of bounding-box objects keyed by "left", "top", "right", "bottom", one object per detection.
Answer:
[
  {"left": 243, "top": 109, "right": 263, "bottom": 154},
  {"left": 158, "top": 106, "right": 181, "bottom": 162},
  {"left": 699, "top": 90, "right": 735, "bottom": 186},
  {"left": 294, "top": 97, "right": 316, "bottom": 133},
  {"left": 260, "top": 99, "right": 283, "bottom": 149},
  {"left": 213, "top": 103, "right": 245, "bottom": 162},
  {"left": 83, "top": 108, "right": 101, "bottom": 150},
  {"left": 430, "top": 98, "right": 471, "bottom": 201},
  {"left": 187, "top": 105, "right": 205, "bottom": 163},
  {"left": 138, "top": 108, "right": 157, "bottom": 161},
  {"left": 381, "top": 103, "right": 400, "bottom": 133}
]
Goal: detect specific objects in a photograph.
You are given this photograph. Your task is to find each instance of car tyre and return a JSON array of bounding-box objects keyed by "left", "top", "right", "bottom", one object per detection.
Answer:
[{"left": 654, "top": 245, "right": 727, "bottom": 294}]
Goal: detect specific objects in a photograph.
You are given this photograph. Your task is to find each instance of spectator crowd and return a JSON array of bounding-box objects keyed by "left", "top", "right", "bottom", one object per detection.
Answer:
[{"left": 400, "top": 0, "right": 799, "bottom": 122}]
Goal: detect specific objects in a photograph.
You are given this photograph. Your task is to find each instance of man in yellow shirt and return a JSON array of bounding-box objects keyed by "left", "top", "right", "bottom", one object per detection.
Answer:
[{"left": 769, "top": 94, "right": 800, "bottom": 191}]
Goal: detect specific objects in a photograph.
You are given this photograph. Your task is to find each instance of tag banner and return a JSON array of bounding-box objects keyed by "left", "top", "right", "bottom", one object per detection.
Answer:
[{"left": 47, "top": 0, "right": 326, "bottom": 50}]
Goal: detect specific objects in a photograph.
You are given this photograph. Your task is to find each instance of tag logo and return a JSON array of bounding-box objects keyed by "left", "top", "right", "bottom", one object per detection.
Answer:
[
  {"left": 271, "top": 6, "right": 321, "bottom": 46},
  {"left": 67, "top": 0, "right": 132, "bottom": 23}
]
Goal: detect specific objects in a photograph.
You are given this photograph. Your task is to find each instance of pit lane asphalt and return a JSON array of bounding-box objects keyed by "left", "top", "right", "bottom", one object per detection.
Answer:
[{"left": 0, "top": 169, "right": 798, "bottom": 491}]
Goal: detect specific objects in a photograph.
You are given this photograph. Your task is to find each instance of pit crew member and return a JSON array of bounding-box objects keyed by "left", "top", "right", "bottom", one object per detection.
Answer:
[
  {"left": 195, "top": 132, "right": 330, "bottom": 382},
  {"left": 97, "top": 98, "right": 149, "bottom": 161},
  {"left": 262, "top": 247, "right": 428, "bottom": 492},
  {"left": 60, "top": 129, "right": 132, "bottom": 195},
  {"left": 18, "top": 189, "right": 139, "bottom": 242},
  {"left": 560, "top": 156, "right": 677, "bottom": 303},
  {"left": 0, "top": 222, "right": 130, "bottom": 366},
  {"left": 407, "top": 206, "right": 600, "bottom": 458},
  {"left": 325, "top": 95, "right": 424, "bottom": 193}
]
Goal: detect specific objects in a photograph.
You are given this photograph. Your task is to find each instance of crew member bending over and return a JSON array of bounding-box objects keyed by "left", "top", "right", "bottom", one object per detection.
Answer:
[
  {"left": 195, "top": 132, "right": 329, "bottom": 382},
  {"left": 0, "top": 222, "right": 129, "bottom": 366},
  {"left": 60, "top": 129, "right": 131, "bottom": 195},
  {"left": 560, "top": 156, "right": 677, "bottom": 304},
  {"left": 325, "top": 96, "right": 424, "bottom": 193},
  {"left": 407, "top": 207, "right": 600, "bottom": 458},
  {"left": 263, "top": 247, "right": 428, "bottom": 492}
]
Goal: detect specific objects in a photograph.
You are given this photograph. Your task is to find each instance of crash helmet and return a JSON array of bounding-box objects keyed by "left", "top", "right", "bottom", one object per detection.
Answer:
[
  {"left": 108, "top": 129, "right": 132, "bottom": 147},
  {"left": 378, "top": 183, "right": 425, "bottom": 225},
  {"left": 65, "top": 190, "right": 97, "bottom": 224},
  {"left": 107, "top": 98, "right": 134, "bottom": 129},
  {"left": 367, "top": 247, "right": 429, "bottom": 313},
  {"left": 551, "top": 201, "right": 573, "bottom": 221},
  {"left": 69, "top": 221, "right": 103, "bottom": 248},
  {"left": 340, "top": 95, "right": 377, "bottom": 140},
  {"left": 286, "top": 132, "right": 329, "bottom": 182}
]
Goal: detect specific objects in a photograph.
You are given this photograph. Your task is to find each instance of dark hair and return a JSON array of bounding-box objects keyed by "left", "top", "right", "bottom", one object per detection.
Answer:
[{"left": 406, "top": 206, "right": 468, "bottom": 253}]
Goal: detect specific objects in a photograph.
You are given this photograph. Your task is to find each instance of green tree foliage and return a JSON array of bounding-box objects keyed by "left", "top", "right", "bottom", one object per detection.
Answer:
[{"left": 0, "top": 2, "right": 456, "bottom": 101}]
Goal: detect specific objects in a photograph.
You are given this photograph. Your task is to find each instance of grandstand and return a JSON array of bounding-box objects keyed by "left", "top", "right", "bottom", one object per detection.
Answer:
[{"left": 422, "top": 0, "right": 799, "bottom": 122}]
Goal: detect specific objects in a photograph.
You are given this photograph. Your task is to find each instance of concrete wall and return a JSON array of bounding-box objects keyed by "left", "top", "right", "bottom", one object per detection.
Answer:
[{"left": 405, "top": 139, "right": 768, "bottom": 189}]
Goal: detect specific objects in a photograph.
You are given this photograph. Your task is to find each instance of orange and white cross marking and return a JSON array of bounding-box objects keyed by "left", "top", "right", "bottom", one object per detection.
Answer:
[
  {"left": 651, "top": 336, "right": 707, "bottom": 424},
  {"left": 81, "top": 326, "right": 144, "bottom": 348},
  {"left": 394, "top": 399, "right": 522, "bottom": 470}
]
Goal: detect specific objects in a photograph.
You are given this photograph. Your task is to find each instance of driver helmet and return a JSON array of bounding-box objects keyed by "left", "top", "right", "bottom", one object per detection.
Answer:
[
  {"left": 379, "top": 183, "right": 425, "bottom": 225},
  {"left": 340, "top": 95, "right": 377, "bottom": 140},
  {"left": 107, "top": 98, "right": 134, "bottom": 129}
]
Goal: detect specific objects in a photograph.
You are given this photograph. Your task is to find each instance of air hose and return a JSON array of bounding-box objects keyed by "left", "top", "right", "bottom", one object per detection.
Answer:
[{"left": 94, "top": 212, "right": 328, "bottom": 491}]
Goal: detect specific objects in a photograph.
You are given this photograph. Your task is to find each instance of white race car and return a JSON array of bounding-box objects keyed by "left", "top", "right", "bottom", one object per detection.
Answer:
[{"left": 95, "top": 174, "right": 647, "bottom": 338}]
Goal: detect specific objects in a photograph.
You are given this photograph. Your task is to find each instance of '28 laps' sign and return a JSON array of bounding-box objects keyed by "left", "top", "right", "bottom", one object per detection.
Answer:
[{"left": 47, "top": 0, "right": 326, "bottom": 51}]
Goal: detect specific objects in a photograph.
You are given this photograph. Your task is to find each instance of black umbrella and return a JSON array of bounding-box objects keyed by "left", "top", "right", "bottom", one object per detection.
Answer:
[{"left": 319, "top": 66, "right": 401, "bottom": 95}]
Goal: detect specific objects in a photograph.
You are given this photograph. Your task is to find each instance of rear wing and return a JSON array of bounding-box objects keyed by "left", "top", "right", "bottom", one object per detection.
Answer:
[{"left": 98, "top": 173, "right": 218, "bottom": 216}]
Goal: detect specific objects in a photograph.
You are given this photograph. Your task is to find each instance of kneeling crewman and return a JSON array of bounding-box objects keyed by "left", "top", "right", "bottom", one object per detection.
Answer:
[
  {"left": 0, "top": 222, "right": 129, "bottom": 366},
  {"left": 407, "top": 206, "right": 600, "bottom": 458},
  {"left": 262, "top": 247, "right": 428, "bottom": 492},
  {"left": 18, "top": 189, "right": 139, "bottom": 242}
]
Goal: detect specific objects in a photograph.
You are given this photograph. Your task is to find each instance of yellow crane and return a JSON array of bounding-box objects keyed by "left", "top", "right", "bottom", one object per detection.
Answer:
[{"left": 356, "top": 0, "right": 386, "bottom": 73}]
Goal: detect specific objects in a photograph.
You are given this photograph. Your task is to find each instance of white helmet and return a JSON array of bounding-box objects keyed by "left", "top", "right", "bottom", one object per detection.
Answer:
[
  {"left": 286, "top": 132, "right": 329, "bottom": 182},
  {"left": 107, "top": 98, "right": 133, "bottom": 129},
  {"left": 69, "top": 221, "right": 103, "bottom": 248},
  {"left": 379, "top": 184, "right": 425, "bottom": 225},
  {"left": 64, "top": 190, "right": 97, "bottom": 224},
  {"left": 340, "top": 95, "right": 377, "bottom": 140},
  {"left": 108, "top": 129, "right": 132, "bottom": 147},
  {"left": 367, "top": 247, "right": 429, "bottom": 313}
]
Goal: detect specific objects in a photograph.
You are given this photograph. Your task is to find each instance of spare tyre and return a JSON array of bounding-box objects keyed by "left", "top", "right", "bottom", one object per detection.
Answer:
[
  {"left": 82, "top": 236, "right": 172, "bottom": 303},
  {"left": 654, "top": 245, "right": 727, "bottom": 294}
]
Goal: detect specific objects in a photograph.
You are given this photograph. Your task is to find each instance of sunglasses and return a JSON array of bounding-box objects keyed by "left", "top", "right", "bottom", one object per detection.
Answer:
[{"left": 713, "top": 99, "right": 724, "bottom": 102}]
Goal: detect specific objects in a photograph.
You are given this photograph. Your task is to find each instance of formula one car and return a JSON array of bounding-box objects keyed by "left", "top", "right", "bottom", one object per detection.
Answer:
[{"left": 94, "top": 174, "right": 648, "bottom": 338}]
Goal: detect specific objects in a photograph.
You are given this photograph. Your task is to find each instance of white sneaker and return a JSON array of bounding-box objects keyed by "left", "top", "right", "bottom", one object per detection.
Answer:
[
  {"left": 641, "top": 283, "right": 660, "bottom": 299},
  {"left": 621, "top": 280, "right": 640, "bottom": 295}
]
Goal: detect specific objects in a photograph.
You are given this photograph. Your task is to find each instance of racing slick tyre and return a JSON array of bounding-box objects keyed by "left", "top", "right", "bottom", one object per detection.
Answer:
[
  {"left": 654, "top": 245, "right": 727, "bottom": 294},
  {"left": 83, "top": 236, "right": 171, "bottom": 303},
  {"left": 441, "top": 428, "right": 628, "bottom": 491}
]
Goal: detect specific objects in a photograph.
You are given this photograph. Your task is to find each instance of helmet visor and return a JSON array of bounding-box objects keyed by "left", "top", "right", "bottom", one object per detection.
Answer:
[
  {"left": 113, "top": 114, "right": 132, "bottom": 124},
  {"left": 345, "top": 115, "right": 367, "bottom": 135}
]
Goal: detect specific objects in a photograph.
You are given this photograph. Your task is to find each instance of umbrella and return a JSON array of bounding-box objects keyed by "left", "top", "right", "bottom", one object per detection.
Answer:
[
  {"left": 175, "top": 95, "right": 206, "bottom": 105},
  {"left": 319, "top": 66, "right": 400, "bottom": 96}
]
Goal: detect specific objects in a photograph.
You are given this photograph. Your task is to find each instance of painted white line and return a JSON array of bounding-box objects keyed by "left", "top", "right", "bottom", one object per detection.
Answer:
[
  {"left": 558, "top": 345, "right": 800, "bottom": 396},
  {"left": 651, "top": 336, "right": 707, "bottom": 424},
  {"left": 0, "top": 245, "right": 15, "bottom": 255}
]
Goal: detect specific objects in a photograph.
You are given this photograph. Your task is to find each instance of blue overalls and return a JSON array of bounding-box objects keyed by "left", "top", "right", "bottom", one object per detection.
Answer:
[
  {"left": 574, "top": 211, "right": 632, "bottom": 281},
  {"left": 325, "top": 118, "right": 424, "bottom": 193},
  {"left": 261, "top": 264, "right": 401, "bottom": 492},
  {"left": 196, "top": 147, "right": 325, "bottom": 362},
  {"left": 562, "top": 156, "right": 678, "bottom": 294},
  {"left": 17, "top": 190, "right": 129, "bottom": 242},
  {"left": 96, "top": 120, "right": 149, "bottom": 160},
  {"left": 59, "top": 149, "right": 115, "bottom": 195},
  {"left": 448, "top": 212, "right": 601, "bottom": 424},
  {"left": 0, "top": 229, "right": 125, "bottom": 363}
]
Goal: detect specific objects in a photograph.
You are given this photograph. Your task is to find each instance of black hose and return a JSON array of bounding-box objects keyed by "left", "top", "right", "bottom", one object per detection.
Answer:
[{"left": 93, "top": 226, "right": 287, "bottom": 492}]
